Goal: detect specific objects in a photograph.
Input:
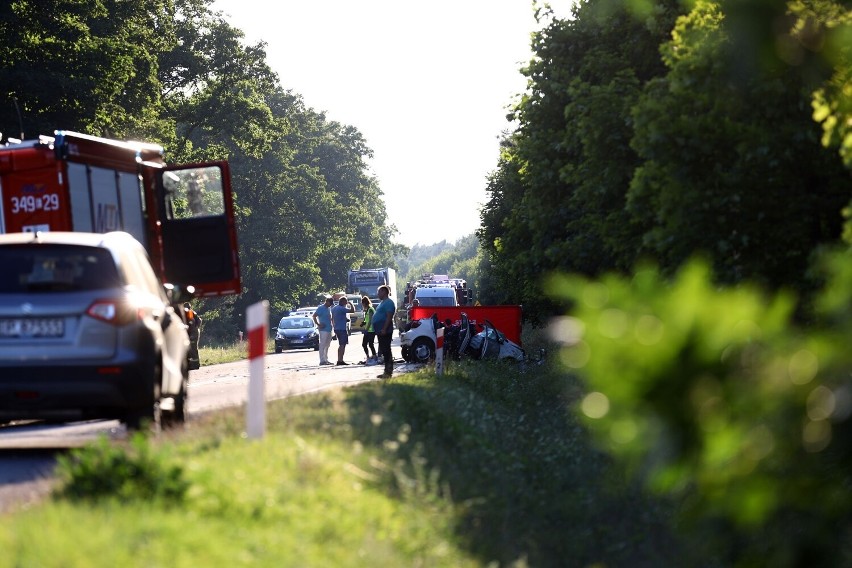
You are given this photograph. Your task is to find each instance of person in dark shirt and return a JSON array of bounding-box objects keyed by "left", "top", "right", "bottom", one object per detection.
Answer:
[
  {"left": 184, "top": 302, "right": 202, "bottom": 370},
  {"left": 372, "top": 285, "right": 396, "bottom": 378}
]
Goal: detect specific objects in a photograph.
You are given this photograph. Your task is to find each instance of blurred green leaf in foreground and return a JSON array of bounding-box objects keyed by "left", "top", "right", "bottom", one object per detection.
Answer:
[{"left": 549, "top": 253, "right": 852, "bottom": 566}]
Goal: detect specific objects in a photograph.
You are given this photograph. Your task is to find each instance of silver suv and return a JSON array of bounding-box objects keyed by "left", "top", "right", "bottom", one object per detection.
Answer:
[{"left": 0, "top": 231, "right": 189, "bottom": 429}]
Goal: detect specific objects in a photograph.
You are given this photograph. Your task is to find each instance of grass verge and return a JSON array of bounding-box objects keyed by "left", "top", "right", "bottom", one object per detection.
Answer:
[
  {"left": 199, "top": 339, "right": 271, "bottom": 366},
  {"left": 0, "top": 332, "right": 710, "bottom": 567}
]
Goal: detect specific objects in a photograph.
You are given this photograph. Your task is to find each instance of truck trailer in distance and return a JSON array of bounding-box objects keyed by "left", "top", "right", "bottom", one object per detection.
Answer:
[{"left": 347, "top": 267, "right": 397, "bottom": 306}]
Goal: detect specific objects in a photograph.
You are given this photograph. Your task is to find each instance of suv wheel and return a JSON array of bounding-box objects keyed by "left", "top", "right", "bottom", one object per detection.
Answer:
[
  {"left": 125, "top": 364, "right": 162, "bottom": 432},
  {"left": 162, "top": 367, "right": 188, "bottom": 429}
]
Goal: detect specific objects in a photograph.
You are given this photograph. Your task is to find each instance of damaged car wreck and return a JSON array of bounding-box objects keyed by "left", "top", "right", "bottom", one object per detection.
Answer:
[{"left": 400, "top": 310, "right": 525, "bottom": 364}]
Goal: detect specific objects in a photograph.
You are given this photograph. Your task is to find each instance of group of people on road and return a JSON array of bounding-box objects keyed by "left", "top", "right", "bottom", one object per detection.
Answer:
[{"left": 312, "top": 285, "right": 395, "bottom": 379}]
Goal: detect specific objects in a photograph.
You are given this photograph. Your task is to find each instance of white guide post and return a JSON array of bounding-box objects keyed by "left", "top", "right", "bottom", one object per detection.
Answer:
[
  {"left": 435, "top": 326, "right": 444, "bottom": 376},
  {"left": 246, "top": 300, "right": 268, "bottom": 439}
]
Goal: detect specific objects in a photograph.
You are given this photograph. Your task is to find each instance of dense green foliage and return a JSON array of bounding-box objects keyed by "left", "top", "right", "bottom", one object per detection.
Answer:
[
  {"left": 551, "top": 251, "right": 852, "bottom": 565},
  {"left": 629, "top": 0, "right": 848, "bottom": 289},
  {"left": 56, "top": 434, "right": 189, "bottom": 503},
  {"left": 478, "top": 0, "right": 683, "bottom": 321},
  {"left": 0, "top": 0, "right": 173, "bottom": 138},
  {"left": 475, "top": 0, "right": 852, "bottom": 562},
  {"left": 0, "top": 0, "right": 402, "bottom": 341},
  {"left": 479, "top": 0, "right": 851, "bottom": 322}
]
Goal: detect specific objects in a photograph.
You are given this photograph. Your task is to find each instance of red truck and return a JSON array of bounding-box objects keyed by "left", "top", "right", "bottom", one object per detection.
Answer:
[{"left": 0, "top": 130, "right": 240, "bottom": 298}]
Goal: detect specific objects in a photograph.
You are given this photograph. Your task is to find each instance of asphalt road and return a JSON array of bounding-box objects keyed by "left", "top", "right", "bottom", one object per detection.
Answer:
[{"left": 0, "top": 337, "right": 412, "bottom": 514}]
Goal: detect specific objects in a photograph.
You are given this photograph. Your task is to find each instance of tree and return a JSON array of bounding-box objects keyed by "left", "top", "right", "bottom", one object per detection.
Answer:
[
  {"left": 478, "top": 0, "right": 683, "bottom": 321},
  {"left": 479, "top": 0, "right": 849, "bottom": 322},
  {"left": 295, "top": 118, "right": 399, "bottom": 291},
  {"left": 396, "top": 241, "right": 453, "bottom": 279},
  {"left": 158, "top": 0, "right": 281, "bottom": 161},
  {"left": 0, "top": 0, "right": 172, "bottom": 139},
  {"left": 628, "top": 0, "right": 849, "bottom": 290}
]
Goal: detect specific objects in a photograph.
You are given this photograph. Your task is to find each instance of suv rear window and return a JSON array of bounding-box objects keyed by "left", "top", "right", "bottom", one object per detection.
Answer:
[{"left": 0, "top": 244, "right": 121, "bottom": 293}]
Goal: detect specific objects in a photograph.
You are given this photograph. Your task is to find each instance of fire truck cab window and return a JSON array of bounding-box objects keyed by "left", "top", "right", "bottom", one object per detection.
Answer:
[{"left": 163, "top": 166, "right": 225, "bottom": 219}]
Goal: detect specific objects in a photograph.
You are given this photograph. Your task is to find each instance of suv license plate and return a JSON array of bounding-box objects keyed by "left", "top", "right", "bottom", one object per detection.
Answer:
[{"left": 0, "top": 318, "right": 65, "bottom": 338}]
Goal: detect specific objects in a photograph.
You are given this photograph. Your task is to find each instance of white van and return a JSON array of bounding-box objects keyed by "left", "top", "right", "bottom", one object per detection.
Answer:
[
  {"left": 413, "top": 286, "right": 458, "bottom": 307},
  {"left": 346, "top": 293, "right": 366, "bottom": 332}
]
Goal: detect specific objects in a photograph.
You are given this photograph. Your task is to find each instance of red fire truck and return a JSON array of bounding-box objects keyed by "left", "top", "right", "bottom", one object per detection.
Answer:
[{"left": 0, "top": 130, "right": 240, "bottom": 298}]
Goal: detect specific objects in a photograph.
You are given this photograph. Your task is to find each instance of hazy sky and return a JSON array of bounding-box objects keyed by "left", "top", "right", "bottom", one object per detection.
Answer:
[{"left": 212, "top": 1, "right": 573, "bottom": 247}]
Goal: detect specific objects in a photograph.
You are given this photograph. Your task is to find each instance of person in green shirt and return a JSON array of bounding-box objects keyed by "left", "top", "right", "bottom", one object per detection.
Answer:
[{"left": 360, "top": 295, "right": 378, "bottom": 364}]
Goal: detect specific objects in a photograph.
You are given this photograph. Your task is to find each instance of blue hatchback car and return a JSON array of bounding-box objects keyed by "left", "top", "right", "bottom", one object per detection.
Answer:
[{"left": 275, "top": 316, "right": 319, "bottom": 353}]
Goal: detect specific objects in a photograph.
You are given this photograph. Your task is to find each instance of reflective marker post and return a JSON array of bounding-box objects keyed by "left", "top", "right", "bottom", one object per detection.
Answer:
[
  {"left": 435, "top": 326, "right": 444, "bottom": 376},
  {"left": 246, "top": 300, "right": 268, "bottom": 439}
]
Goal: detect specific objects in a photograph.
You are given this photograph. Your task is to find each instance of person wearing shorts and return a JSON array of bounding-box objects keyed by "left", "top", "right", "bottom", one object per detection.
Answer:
[{"left": 331, "top": 296, "right": 354, "bottom": 365}]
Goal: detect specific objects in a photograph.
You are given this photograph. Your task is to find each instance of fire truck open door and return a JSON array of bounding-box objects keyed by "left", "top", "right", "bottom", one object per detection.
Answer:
[{"left": 154, "top": 162, "right": 241, "bottom": 297}]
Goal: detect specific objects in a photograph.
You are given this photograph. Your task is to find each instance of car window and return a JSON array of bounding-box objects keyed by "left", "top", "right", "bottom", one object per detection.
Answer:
[
  {"left": 163, "top": 166, "right": 225, "bottom": 219},
  {"left": 279, "top": 318, "right": 313, "bottom": 329},
  {"left": 0, "top": 244, "right": 121, "bottom": 293}
]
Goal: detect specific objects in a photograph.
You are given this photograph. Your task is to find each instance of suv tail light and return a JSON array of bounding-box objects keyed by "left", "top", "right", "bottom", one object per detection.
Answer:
[{"left": 86, "top": 300, "right": 140, "bottom": 326}]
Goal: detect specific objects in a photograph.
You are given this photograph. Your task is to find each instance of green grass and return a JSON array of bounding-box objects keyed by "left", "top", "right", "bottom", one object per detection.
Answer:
[
  {"left": 199, "top": 339, "right": 274, "bottom": 366},
  {"left": 0, "top": 331, "right": 710, "bottom": 567}
]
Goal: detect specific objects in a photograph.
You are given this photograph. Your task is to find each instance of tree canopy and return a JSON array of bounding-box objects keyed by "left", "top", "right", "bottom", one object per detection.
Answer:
[
  {"left": 479, "top": 0, "right": 851, "bottom": 323},
  {"left": 0, "top": 0, "right": 173, "bottom": 138}
]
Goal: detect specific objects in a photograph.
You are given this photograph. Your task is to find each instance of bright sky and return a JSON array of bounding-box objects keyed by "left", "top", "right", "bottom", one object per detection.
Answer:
[{"left": 212, "top": 1, "right": 574, "bottom": 247}]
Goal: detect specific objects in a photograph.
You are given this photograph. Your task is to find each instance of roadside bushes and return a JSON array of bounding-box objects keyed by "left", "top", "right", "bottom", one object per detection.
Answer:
[
  {"left": 55, "top": 434, "right": 189, "bottom": 504},
  {"left": 550, "top": 252, "right": 852, "bottom": 566}
]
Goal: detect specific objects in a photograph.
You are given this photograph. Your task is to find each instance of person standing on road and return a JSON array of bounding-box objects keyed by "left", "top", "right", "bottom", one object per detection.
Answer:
[
  {"left": 331, "top": 296, "right": 355, "bottom": 365},
  {"left": 372, "top": 284, "right": 396, "bottom": 379},
  {"left": 184, "top": 302, "right": 202, "bottom": 370},
  {"left": 313, "top": 296, "right": 334, "bottom": 365},
  {"left": 360, "top": 295, "right": 377, "bottom": 364}
]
